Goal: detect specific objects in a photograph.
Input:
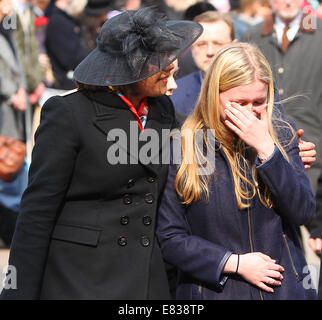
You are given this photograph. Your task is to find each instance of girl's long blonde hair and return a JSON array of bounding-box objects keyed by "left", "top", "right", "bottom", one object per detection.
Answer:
[{"left": 175, "top": 43, "right": 294, "bottom": 209}]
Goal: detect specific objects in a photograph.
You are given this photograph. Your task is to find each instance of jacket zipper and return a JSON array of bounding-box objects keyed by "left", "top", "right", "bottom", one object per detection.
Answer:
[
  {"left": 198, "top": 284, "right": 202, "bottom": 293},
  {"left": 247, "top": 205, "right": 264, "bottom": 300},
  {"left": 282, "top": 234, "right": 300, "bottom": 281}
]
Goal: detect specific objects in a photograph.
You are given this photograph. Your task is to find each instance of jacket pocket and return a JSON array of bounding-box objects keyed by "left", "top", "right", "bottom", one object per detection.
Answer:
[
  {"left": 51, "top": 223, "right": 102, "bottom": 247},
  {"left": 282, "top": 233, "right": 302, "bottom": 281}
]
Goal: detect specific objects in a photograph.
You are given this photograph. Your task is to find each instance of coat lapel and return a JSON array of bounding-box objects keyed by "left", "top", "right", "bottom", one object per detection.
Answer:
[{"left": 90, "top": 90, "right": 174, "bottom": 174}]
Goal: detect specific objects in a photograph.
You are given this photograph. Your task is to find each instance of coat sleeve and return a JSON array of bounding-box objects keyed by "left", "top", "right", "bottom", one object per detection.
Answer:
[
  {"left": 255, "top": 123, "right": 316, "bottom": 226},
  {"left": 156, "top": 153, "right": 232, "bottom": 289},
  {"left": 0, "top": 95, "right": 79, "bottom": 299}
]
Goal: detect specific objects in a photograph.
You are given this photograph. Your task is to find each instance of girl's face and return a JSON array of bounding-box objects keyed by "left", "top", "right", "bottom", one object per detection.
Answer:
[
  {"left": 165, "top": 60, "right": 179, "bottom": 96},
  {"left": 219, "top": 79, "right": 268, "bottom": 121}
]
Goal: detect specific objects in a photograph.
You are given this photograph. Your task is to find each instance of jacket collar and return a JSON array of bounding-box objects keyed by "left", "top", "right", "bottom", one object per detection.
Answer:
[
  {"left": 261, "top": 11, "right": 315, "bottom": 36},
  {"left": 85, "top": 89, "right": 174, "bottom": 175}
]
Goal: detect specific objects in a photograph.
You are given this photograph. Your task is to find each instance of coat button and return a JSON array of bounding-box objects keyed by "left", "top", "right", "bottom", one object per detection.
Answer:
[
  {"left": 278, "top": 67, "right": 284, "bottom": 74},
  {"left": 127, "top": 179, "right": 135, "bottom": 188},
  {"left": 147, "top": 176, "right": 156, "bottom": 183},
  {"left": 120, "top": 216, "right": 129, "bottom": 225},
  {"left": 278, "top": 88, "right": 284, "bottom": 95},
  {"left": 141, "top": 235, "right": 150, "bottom": 247},
  {"left": 123, "top": 194, "right": 132, "bottom": 205},
  {"left": 118, "top": 236, "right": 127, "bottom": 246},
  {"left": 143, "top": 215, "right": 152, "bottom": 226},
  {"left": 144, "top": 193, "right": 154, "bottom": 204}
]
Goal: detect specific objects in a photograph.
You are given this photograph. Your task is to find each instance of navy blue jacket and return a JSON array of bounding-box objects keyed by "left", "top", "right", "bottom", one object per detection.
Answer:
[
  {"left": 157, "top": 121, "right": 317, "bottom": 300},
  {"left": 171, "top": 71, "right": 202, "bottom": 115}
]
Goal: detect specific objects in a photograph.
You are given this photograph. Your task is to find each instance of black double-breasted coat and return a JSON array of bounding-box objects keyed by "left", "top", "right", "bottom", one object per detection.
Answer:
[{"left": 0, "top": 89, "right": 176, "bottom": 299}]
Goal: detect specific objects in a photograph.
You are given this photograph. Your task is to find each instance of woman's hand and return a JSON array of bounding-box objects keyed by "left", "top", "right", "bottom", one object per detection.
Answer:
[
  {"left": 297, "top": 129, "right": 316, "bottom": 169},
  {"left": 224, "top": 252, "right": 284, "bottom": 293},
  {"left": 224, "top": 102, "right": 275, "bottom": 160}
]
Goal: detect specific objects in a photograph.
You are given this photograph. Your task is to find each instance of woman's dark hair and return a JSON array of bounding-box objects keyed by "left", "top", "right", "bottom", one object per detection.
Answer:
[
  {"left": 75, "top": 81, "right": 107, "bottom": 91},
  {"left": 183, "top": 2, "right": 216, "bottom": 21}
]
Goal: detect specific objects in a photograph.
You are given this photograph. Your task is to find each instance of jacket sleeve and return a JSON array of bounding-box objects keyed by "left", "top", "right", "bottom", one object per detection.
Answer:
[
  {"left": 0, "top": 95, "right": 79, "bottom": 299},
  {"left": 157, "top": 153, "right": 232, "bottom": 289},
  {"left": 255, "top": 123, "right": 316, "bottom": 226}
]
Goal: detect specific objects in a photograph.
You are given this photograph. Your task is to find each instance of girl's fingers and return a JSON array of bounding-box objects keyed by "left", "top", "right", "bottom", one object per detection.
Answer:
[
  {"left": 224, "top": 120, "right": 243, "bottom": 137},
  {"left": 267, "top": 262, "right": 285, "bottom": 272},
  {"left": 265, "top": 269, "right": 284, "bottom": 280},
  {"left": 257, "top": 252, "right": 274, "bottom": 262},
  {"left": 263, "top": 277, "right": 282, "bottom": 287},
  {"left": 299, "top": 142, "right": 316, "bottom": 151},
  {"left": 301, "top": 157, "right": 316, "bottom": 164},
  {"left": 258, "top": 282, "right": 274, "bottom": 293},
  {"left": 299, "top": 150, "right": 316, "bottom": 157},
  {"left": 228, "top": 103, "right": 253, "bottom": 123},
  {"left": 224, "top": 108, "right": 245, "bottom": 130}
]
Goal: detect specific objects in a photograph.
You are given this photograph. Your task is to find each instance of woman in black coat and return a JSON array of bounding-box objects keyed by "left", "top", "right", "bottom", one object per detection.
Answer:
[{"left": 0, "top": 8, "right": 202, "bottom": 299}]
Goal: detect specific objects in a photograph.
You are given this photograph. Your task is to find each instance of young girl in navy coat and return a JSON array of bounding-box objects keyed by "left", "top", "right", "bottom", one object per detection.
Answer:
[{"left": 157, "top": 43, "right": 317, "bottom": 300}]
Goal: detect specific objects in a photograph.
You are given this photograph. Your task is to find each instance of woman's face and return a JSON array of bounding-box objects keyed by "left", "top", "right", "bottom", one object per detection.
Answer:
[
  {"left": 132, "top": 63, "right": 175, "bottom": 97},
  {"left": 166, "top": 60, "right": 179, "bottom": 96},
  {"left": 219, "top": 79, "right": 268, "bottom": 121}
]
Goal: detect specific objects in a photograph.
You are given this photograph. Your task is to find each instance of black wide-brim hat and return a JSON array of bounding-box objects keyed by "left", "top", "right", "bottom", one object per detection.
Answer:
[{"left": 74, "top": 7, "right": 203, "bottom": 86}]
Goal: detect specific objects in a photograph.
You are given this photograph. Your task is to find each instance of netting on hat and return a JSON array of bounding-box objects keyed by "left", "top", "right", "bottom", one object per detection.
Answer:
[{"left": 74, "top": 7, "right": 203, "bottom": 86}]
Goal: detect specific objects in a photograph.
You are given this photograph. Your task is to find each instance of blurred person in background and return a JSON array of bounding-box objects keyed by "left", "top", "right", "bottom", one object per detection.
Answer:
[
  {"left": 0, "top": 0, "right": 27, "bottom": 140},
  {"left": 177, "top": 2, "right": 217, "bottom": 79},
  {"left": 208, "top": 0, "right": 231, "bottom": 12},
  {"left": 172, "top": 11, "right": 236, "bottom": 115},
  {"left": 81, "top": 0, "right": 114, "bottom": 51},
  {"left": 232, "top": 0, "right": 273, "bottom": 40},
  {"left": 0, "top": 0, "right": 28, "bottom": 248},
  {"left": 45, "top": 0, "right": 89, "bottom": 90},
  {"left": 11, "top": 0, "right": 45, "bottom": 109},
  {"left": 31, "top": 0, "right": 54, "bottom": 88}
]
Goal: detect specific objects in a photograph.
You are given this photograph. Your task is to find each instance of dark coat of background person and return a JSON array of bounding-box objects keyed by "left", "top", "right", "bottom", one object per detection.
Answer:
[
  {"left": 45, "top": 5, "right": 88, "bottom": 90},
  {"left": 171, "top": 70, "right": 202, "bottom": 115},
  {"left": 157, "top": 120, "right": 317, "bottom": 300},
  {"left": 0, "top": 89, "right": 177, "bottom": 299}
]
